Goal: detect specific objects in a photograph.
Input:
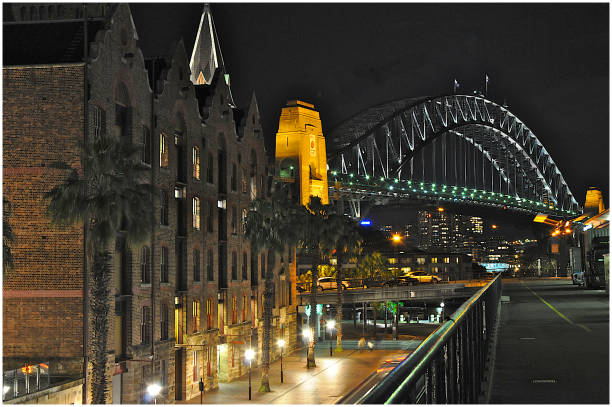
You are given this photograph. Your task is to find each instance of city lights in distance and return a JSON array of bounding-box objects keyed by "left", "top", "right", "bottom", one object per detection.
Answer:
[{"left": 360, "top": 219, "right": 372, "bottom": 226}]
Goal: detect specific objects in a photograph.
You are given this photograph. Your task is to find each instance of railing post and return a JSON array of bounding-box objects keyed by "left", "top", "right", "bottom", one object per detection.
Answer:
[{"left": 425, "top": 366, "right": 433, "bottom": 404}]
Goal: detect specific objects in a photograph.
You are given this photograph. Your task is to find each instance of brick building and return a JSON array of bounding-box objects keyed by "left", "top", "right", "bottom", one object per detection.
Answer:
[{"left": 3, "top": 4, "right": 297, "bottom": 404}]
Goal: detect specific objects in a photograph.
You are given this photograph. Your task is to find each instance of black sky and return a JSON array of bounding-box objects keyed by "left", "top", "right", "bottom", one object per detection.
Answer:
[{"left": 131, "top": 3, "right": 609, "bottom": 204}]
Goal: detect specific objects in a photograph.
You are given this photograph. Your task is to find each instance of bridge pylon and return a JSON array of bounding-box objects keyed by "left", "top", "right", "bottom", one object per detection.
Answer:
[{"left": 275, "top": 100, "right": 329, "bottom": 205}]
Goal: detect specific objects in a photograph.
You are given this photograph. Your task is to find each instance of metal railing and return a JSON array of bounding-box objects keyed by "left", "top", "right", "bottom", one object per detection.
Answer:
[
  {"left": 3, "top": 362, "right": 51, "bottom": 401},
  {"left": 358, "top": 274, "right": 502, "bottom": 404}
]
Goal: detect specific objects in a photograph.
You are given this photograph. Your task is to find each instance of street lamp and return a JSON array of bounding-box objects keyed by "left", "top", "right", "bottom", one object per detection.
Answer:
[
  {"left": 302, "top": 328, "right": 312, "bottom": 368},
  {"left": 440, "top": 301, "right": 445, "bottom": 322},
  {"left": 146, "top": 383, "right": 161, "bottom": 405},
  {"left": 245, "top": 348, "right": 255, "bottom": 400},
  {"left": 326, "top": 320, "right": 335, "bottom": 357},
  {"left": 277, "top": 339, "right": 285, "bottom": 383}
]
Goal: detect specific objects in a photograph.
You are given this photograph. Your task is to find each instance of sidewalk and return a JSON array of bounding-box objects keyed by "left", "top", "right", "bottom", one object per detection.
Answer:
[{"left": 180, "top": 346, "right": 414, "bottom": 404}]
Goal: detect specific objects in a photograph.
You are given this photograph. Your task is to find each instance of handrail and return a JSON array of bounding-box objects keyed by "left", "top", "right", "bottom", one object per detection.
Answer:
[{"left": 358, "top": 273, "right": 502, "bottom": 404}]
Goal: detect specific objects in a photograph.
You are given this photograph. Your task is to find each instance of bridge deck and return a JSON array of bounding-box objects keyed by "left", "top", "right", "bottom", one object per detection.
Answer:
[{"left": 297, "top": 283, "right": 475, "bottom": 305}]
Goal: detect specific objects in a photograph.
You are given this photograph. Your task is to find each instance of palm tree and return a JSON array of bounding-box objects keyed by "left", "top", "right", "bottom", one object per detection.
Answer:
[
  {"left": 45, "top": 124, "right": 153, "bottom": 404},
  {"left": 299, "top": 196, "right": 334, "bottom": 368},
  {"left": 328, "top": 213, "right": 361, "bottom": 352},
  {"left": 3, "top": 198, "right": 15, "bottom": 276},
  {"left": 244, "top": 184, "right": 301, "bottom": 392}
]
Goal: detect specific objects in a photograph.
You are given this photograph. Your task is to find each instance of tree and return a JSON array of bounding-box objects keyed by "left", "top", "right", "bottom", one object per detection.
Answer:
[
  {"left": 356, "top": 252, "right": 389, "bottom": 280},
  {"left": 45, "top": 123, "right": 153, "bottom": 404},
  {"left": 327, "top": 213, "right": 361, "bottom": 352},
  {"left": 3, "top": 198, "right": 15, "bottom": 275},
  {"left": 298, "top": 196, "right": 334, "bottom": 368},
  {"left": 244, "top": 185, "right": 301, "bottom": 392}
]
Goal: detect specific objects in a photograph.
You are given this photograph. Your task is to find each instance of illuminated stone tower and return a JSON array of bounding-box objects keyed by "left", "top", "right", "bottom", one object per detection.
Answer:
[{"left": 275, "top": 100, "right": 329, "bottom": 205}]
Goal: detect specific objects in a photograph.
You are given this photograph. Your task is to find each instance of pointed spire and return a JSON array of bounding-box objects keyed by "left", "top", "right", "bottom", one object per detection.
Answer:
[
  {"left": 190, "top": 4, "right": 218, "bottom": 85},
  {"left": 190, "top": 4, "right": 236, "bottom": 107}
]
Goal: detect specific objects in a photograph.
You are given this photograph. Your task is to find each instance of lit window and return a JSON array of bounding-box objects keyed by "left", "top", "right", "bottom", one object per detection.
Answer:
[
  {"left": 389, "top": 258, "right": 397, "bottom": 265},
  {"left": 232, "top": 296, "right": 237, "bottom": 325},
  {"left": 192, "top": 300, "right": 200, "bottom": 333},
  {"left": 431, "top": 257, "right": 438, "bottom": 263},
  {"left": 444, "top": 257, "right": 450, "bottom": 264},
  {"left": 242, "top": 294, "right": 247, "bottom": 322},
  {"left": 206, "top": 298, "right": 213, "bottom": 329},
  {"left": 160, "top": 133, "right": 168, "bottom": 168},
  {"left": 192, "top": 146, "right": 200, "bottom": 180},
  {"left": 192, "top": 197, "right": 200, "bottom": 230},
  {"left": 417, "top": 257, "right": 426, "bottom": 265},
  {"left": 192, "top": 350, "right": 200, "bottom": 381}
]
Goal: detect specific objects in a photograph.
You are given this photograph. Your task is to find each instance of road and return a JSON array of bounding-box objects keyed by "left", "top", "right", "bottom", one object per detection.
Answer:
[{"left": 489, "top": 279, "right": 609, "bottom": 404}]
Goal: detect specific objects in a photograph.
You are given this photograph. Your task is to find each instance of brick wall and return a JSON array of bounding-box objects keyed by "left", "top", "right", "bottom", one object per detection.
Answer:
[{"left": 3, "top": 65, "right": 85, "bottom": 374}]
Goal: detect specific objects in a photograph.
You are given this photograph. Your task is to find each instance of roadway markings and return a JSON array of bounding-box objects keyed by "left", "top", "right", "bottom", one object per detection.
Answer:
[
  {"left": 532, "top": 379, "right": 557, "bottom": 384},
  {"left": 521, "top": 282, "right": 592, "bottom": 333}
]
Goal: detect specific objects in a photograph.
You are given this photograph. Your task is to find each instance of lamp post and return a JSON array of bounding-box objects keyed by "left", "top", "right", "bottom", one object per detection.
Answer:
[
  {"left": 277, "top": 339, "right": 285, "bottom": 383},
  {"left": 245, "top": 348, "right": 255, "bottom": 400},
  {"left": 146, "top": 383, "right": 161, "bottom": 405},
  {"left": 326, "top": 320, "right": 335, "bottom": 357},
  {"left": 302, "top": 328, "right": 312, "bottom": 368},
  {"left": 440, "top": 301, "right": 445, "bottom": 323}
]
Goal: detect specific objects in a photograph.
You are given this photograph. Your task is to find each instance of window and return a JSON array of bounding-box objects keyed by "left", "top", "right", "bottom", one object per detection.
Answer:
[
  {"left": 141, "top": 246, "right": 151, "bottom": 284},
  {"left": 242, "top": 252, "right": 248, "bottom": 280},
  {"left": 160, "top": 133, "right": 168, "bottom": 168},
  {"left": 192, "top": 197, "right": 200, "bottom": 230},
  {"left": 141, "top": 126, "right": 151, "bottom": 165},
  {"left": 192, "top": 350, "right": 200, "bottom": 382},
  {"left": 206, "top": 298, "right": 213, "bottom": 330},
  {"left": 192, "top": 300, "right": 200, "bottom": 333},
  {"left": 231, "top": 296, "right": 237, "bottom": 325},
  {"left": 231, "top": 206, "right": 237, "bottom": 235},
  {"left": 160, "top": 190, "right": 169, "bottom": 226},
  {"left": 444, "top": 257, "right": 450, "bottom": 264},
  {"left": 431, "top": 257, "right": 438, "bottom": 263},
  {"left": 207, "top": 202, "right": 214, "bottom": 233},
  {"left": 192, "top": 146, "right": 200, "bottom": 180},
  {"left": 160, "top": 246, "right": 169, "bottom": 283},
  {"left": 161, "top": 303, "right": 168, "bottom": 340},
  {"left": 141, "top": 306, "right": 152, "bottom": 344},
  {"left": 231, "top": 251, "right": 237, "bottom": 280},
  {"left": 242, "top": 294, "right": 247, "bottom": 322},
  {"left": 417, "top": 257, "right": 426, "bottom": 265},
  {"left": 231, "top": 163, "right": 237, "bottom": 191},
  {"left": 241, "top": 170, "right": 247, "bottom": 193},
  {"left": 90, "top": 105, "right": 106, "bottom": 141},
  {"left": 207, "top": 152, "right": 214, "bottom": 183},
  {"left": 193, "top": 249, "right": 201, "bottom": 282},
  {"left": 207, "top": 250, "right": 214, "bottom": 281}
]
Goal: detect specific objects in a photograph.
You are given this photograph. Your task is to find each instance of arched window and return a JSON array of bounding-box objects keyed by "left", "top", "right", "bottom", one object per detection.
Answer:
[
  {"left": 207, "top": 152, "right": 214, "bottom": 183},
  {"left": 192, "top": 146, "right": 200, "bottom": 180},
  {"left": 160, "top": 246, "right": 169, "bottom": 283},
  {"left": 231, "top": 163, "right": 237, "bottom": 191},
  {"left": 207, "top": 249, "right": 214, "bottom": 281},
  {"left": 160, "top": 190, "right": 169, "bottom": 226},
  {"left": 140, "top": 246, "right": 151, "bottom": 284}
]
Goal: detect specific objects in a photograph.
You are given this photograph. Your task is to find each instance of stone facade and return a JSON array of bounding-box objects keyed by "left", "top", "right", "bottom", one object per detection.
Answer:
[{"left": 3, "top": 3, "right": 298, "bottom": 404}]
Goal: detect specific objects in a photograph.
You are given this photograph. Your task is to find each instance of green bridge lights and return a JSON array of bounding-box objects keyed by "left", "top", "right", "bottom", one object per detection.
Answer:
[{"left": 328, "top": 172, "right": 577, "bottom": 217}]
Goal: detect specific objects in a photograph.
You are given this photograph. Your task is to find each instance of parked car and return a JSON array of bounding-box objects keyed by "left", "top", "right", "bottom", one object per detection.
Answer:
[
  {"left": 572, "top": 271, "right": 584, "bottom": 286},
  {"left": 382, "top": 275, "right": 420, "bottom": 287},
  {"left": 362, "top": 278, "right": 385, "bottom": 289},
  {"left": 317, "top": 276, "right": 349, "bottom": 291},
  {"left": 405, "top": 271, "right": 441, "bottom": 283}
]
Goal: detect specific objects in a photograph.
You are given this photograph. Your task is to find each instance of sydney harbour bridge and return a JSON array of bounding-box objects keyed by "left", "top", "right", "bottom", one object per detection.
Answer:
[{"left": 323, "top": 94, "right": 580, "bottom": 219}]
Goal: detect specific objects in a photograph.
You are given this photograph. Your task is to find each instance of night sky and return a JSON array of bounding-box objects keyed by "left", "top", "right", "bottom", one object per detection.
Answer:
[{"left": 131, "top": 3, "right": 609, "bottom": 204}]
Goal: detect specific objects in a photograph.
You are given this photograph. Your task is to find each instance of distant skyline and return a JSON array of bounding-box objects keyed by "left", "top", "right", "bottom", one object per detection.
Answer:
[{"left": 131, "top": 3, "right": 609, "bottom": 204}]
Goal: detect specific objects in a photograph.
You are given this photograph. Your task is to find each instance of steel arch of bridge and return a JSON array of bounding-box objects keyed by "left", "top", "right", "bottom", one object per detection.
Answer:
[{"left": 326, "top": 94, "right": 580, "bottom": 214}]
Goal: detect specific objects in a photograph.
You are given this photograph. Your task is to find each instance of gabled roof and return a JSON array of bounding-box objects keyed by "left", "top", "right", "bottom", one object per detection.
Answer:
[{"left": 3, "top": 20, "right": 105, "bottom": 66}]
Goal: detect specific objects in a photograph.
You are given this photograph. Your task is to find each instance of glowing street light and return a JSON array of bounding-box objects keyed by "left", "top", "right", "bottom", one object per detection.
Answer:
[
  {"left": 326, "top": 320, "right": 336, "bottom": 357},
  {"left": 437, "top": 206, "right": 444, "bottom": 212},
  {"left": 392, "top": 234, "right": 402, "bottom": 243},
  {"left": 245, "top": 348, "right": 255, "bottom": 400},
  {"left": 146, "top": 383, "right": 161, "bottom": 405},
  {"left": 277, "top": 339, "right": 286, "bottom": 383}
]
